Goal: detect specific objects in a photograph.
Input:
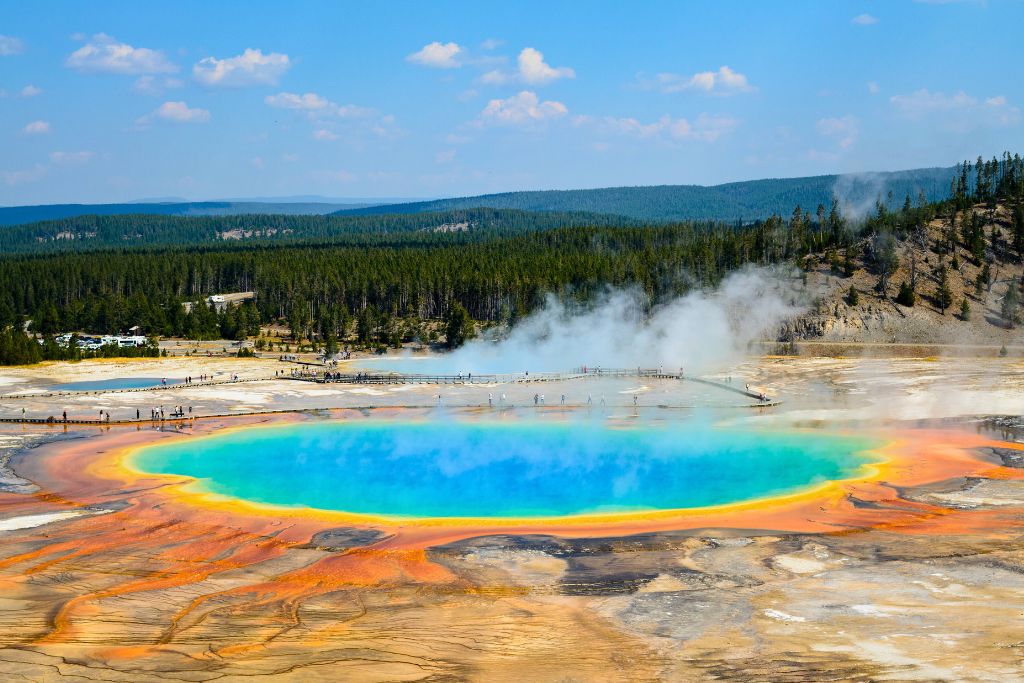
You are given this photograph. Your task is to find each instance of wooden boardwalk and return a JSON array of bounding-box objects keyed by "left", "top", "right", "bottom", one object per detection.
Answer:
[
  {"left": 0, "top": 368, "right": 776, "bottom": 426},
  {"left": 295, "top": 368, "right": 774, "bottom": 402}
]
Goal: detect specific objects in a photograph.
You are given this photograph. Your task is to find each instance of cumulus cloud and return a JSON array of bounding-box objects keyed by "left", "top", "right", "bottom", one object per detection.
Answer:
[
  {"left": 265, "top": 91, "right": 329, "bottom": 110},
  {"left": 867, "top": 81, "right": 880, "bottom": 94},
  {"left": 312, "top": 129, "right": 339, "bottom": 141},
  {"left": 479, "top": 47, "right": 574, "bottom": 86},
  {"left": 2, "top": 164, "right": 46, "bottom": 186},
  {"left": 65, "top": 34, "right": 176, "bottom": 74},
  {"left": 891, "top": 88, "right": 976, "bottom": 116},
  {"left": 479, "top": 90, "right": 568, "bottom": 125},
  {"left": 407, "top": 41, "right": 463, "bottom": 68},
  {"left": 645, "top": 66, "right": 753, "bottom": 94},
  {"left": 49, "top": 150, "right": 94, "bottom": 165},
  {"left": 22, "top": 120, "right": 51, "bottom": 134},
  {"left": 816, "top": 114, "right": 859, "bottom": 149},
  {"left": 592, "top": 113, "right": 736, "bottom": 143},
  {"left": 138, "top": 101, "right": 210, "bottom": 125},
  {"left": 193, "top": 48, "right": 290, "bottom": 87},
  {"left": 0, "top": 35, "right": 25, "bottom": 56},
  {"left": 435, "top": 149, "right": 456, "bottom": 164},
  {"left": 851, "top": 13, "right": 879, "bottom": 25},
  {"left": 132, "top": 75, "right": 183, "bottom": 95},
  {"left": 19, "top": 85, "right": 41, "bottom": 97},
  {"left": 517, "top": 47, "right": 574, "bottom": 84},
  {"left": 265, "top": 91, "right": 373, "bottom": 120},
  {"left": 890, "top": 88, "right": 1021, "bottom": 128}
]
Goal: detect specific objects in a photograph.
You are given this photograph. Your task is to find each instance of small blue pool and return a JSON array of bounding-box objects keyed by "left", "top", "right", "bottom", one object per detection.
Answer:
[{"left": 50, "top": 377, "right": 182, "bottom": 392}]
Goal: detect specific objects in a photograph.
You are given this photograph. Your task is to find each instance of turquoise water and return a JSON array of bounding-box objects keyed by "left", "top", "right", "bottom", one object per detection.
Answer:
[
  {"left": 52, "top": 377, "right": 181, "bottom": 391},
  {"left": 131, "top": 421, "right": 877, "bottom": 518}
]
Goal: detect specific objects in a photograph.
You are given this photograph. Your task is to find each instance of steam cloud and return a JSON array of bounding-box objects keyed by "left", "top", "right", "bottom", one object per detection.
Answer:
[{"left": 437, "top": 266, "right": 805, "bottom": 375}]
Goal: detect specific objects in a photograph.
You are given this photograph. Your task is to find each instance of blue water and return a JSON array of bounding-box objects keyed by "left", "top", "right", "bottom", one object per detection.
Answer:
[
  {"left": 131, "top": 421, "right": 877, "bottom": 518},
  {"left": 52, "top": 377, "right": 181, "bottom": 392}
]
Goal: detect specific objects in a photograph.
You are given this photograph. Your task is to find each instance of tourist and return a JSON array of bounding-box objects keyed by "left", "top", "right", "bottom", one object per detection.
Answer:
[
  {"left": 62, "top": 410, "right": 67, "bottom": 422},
  {"left": 136, "top": 409, "right": 140, "bottom": 420},
  {"left": 633, "top": 395, "right": 638, "bottom": 406},
  {"left": 587, "top": 394, "right": 592, "bottom": 405},
  {"left": 488, "top": 393, "right": 493, "bottom": 407},
  {"left": 560, "top": 394, "right": 565, "bottom": 405},
  {"left": 533, "top": 394, "right": 538, "bottom": 406}
]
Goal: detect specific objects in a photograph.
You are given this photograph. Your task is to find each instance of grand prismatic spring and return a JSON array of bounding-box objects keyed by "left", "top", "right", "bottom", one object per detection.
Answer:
[{"left": 128, "top": 422, "right": 879, "bottom": 519}]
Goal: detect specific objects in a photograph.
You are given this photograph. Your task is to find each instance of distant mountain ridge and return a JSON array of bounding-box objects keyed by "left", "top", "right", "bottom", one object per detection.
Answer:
[
  {"left": 333, "top": 167, "right": 958, "bottom": 222},
  {"left": 0, "top": 201, "right": 374, "bottom": 227},
  {"left": 0, "top": 166, "right": 957, "bottom": 229}
]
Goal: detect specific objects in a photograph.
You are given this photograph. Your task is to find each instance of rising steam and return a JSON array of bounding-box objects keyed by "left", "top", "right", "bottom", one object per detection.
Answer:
[{"left": 436, "top": 266, "right": 805, "bottom": 375}]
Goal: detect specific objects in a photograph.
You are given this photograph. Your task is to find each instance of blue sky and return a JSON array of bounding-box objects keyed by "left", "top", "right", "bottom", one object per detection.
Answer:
[{"left": 1, "top": 0, "right": 1022, "bottom": 205}]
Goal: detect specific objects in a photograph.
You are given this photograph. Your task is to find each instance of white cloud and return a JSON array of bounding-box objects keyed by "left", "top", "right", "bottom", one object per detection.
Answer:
[
  {"left": 479, "top": 47, "right": 575, "bottom": 86},
  {"left": 250, "top": 156, "right": 265, "bottom": 169},
  {"left": 407, "top": 41, "right": 463, "bottom": 68},
  {"left": 0, "top": 35, "right": 25, "bottom": 56},
  {"left": 480, "top": 69, "right": 510, "bottom": 85},
  {"left": 132, "top": 75, "right": 183, "bottom": 95},
  {"left": 595, "top": 113, "right": 736, "bottom": 142},
  {"left": 517, "top": 47, "right": 574, "bottom": 84},
  {"left": 2, "top": 164, "right": 45, "bottom": 186},
  {"left": 312, "top": 129, "right": 339, "bottom": 141},
  {"left": 648, "top": 66, "right": 753, "bottom": 94},
  {"left": 435, "top": 149, "right": 456, "bottom": 164},
  {"left": 193, "top": 48, "right": 290, "bottom": 87},
  {"left": 867, "top": 81, "right": 880, "bottom": 94},
  {"left": 22, "top": 120, "right": 51, "bottom": 134},
  {"left": 816, "top": 115, "right": 859, "bottom": 149},
  {"left": 890, "top": 88, "right": 1020, "bottom": 131},
  {"left": 264, "top": 91, "right": 372, "bottom": 120},
  {"left": 265, "top": 91, "right": 330, "bottom": 110},
  {"left": 480, "top": 38, "right": 503, "bottom": 50},
  {"left": 19, "top": 85, "right": 41, "bottom": 97},
  {"left": 852, "top": 13, "right": 879, "bottom": 25},
  {"left": 66, "top": 34, "right": 176, "bottom": 74},
  {"left": 890, "top": 88, "right": 975, "bottom": 115},
  {"left": 138, "top": 101, "right": 211, "bottom": 125},
  {"left": 479, "top": 90, "right": 568, "bottom": 125},
  {"left": 49, "top": 150, "right": 94, "bottom": 165}
]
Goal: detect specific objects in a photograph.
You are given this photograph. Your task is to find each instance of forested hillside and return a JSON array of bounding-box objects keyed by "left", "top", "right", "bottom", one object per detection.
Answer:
[
  {"left": 0, "top": 154, "right": 1020, "bottom": 364},
  {"left": 334, "top": 167, "right": 957, "bottom": 222},
  {"left": 0, "top": 208, "right": 633, "bottom": 254}
]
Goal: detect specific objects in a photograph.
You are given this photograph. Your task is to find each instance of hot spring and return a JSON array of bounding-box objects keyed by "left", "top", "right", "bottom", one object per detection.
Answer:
[{"left": 129, "top": 421, "right": 879, "bottom": 519}]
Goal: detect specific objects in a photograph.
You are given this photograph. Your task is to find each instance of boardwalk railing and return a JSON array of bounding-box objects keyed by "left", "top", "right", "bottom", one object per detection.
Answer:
[
  {"left": 291, "top": 367, "right": 774, "bottom": 403},
  {"left": 291, "top": 367, "right": 683, "bottom": 386}
]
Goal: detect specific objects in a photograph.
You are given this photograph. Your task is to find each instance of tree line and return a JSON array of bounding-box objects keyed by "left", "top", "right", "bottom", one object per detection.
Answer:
[{"left": 0, "top": 151, "right": 1020, "bottom": 363}]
